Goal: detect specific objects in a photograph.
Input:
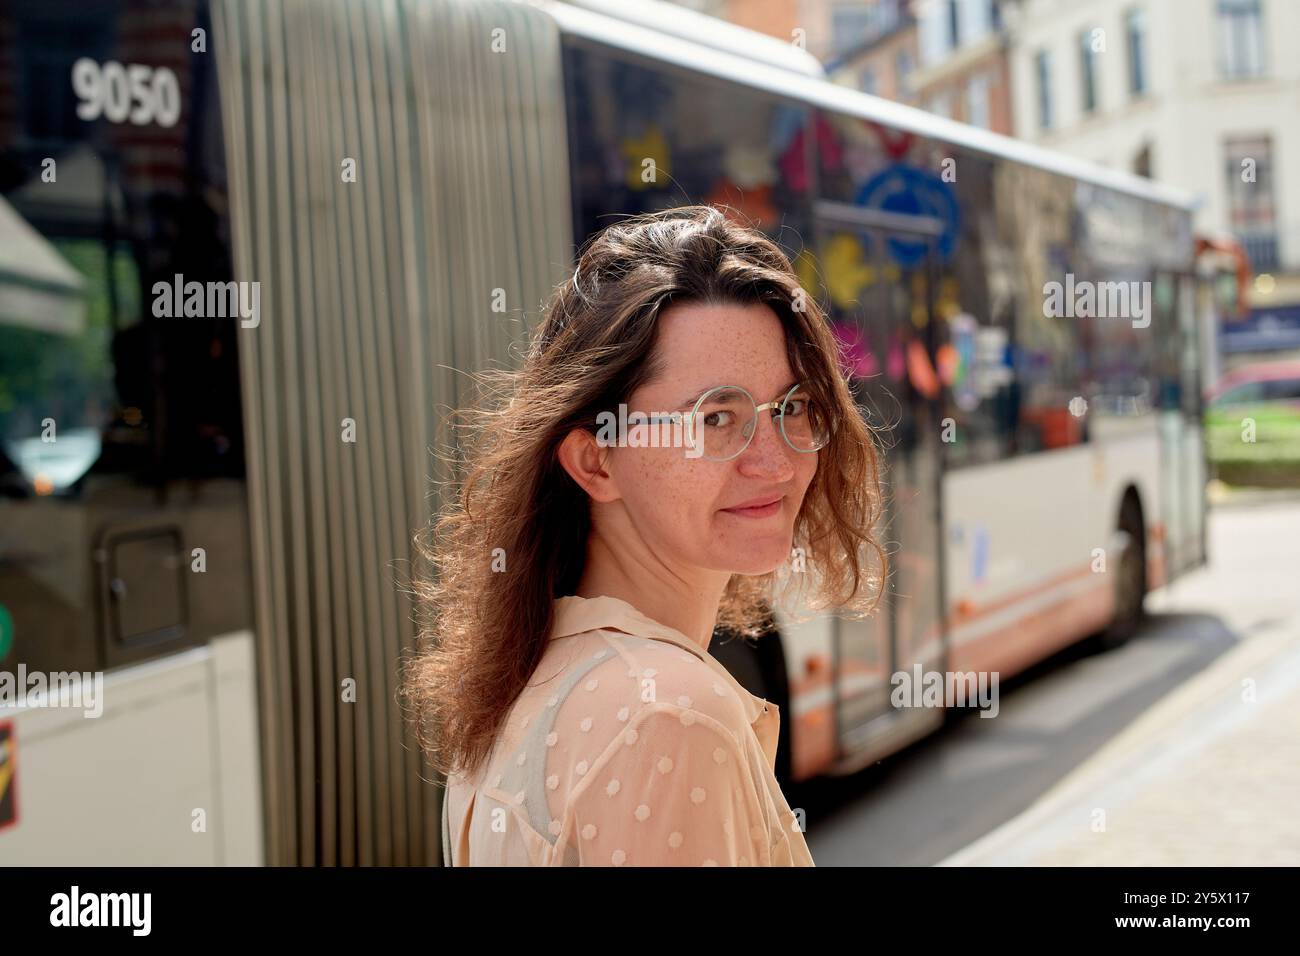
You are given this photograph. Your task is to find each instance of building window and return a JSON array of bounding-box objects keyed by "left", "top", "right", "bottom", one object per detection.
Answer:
[
  {"left": 1035, "top": 49, "right": 1053, "bottom": 130},
  {"left": 1079, "top": 30, "right": 1099, "bottom": 114},
  {"left": 1224, "top": 135, "right": 1278, "bottom": 270},
  {"left": 1133, "top": 143, "right": 1153, "bottom": 178},
  {"left": 875, "top": 0, "right": 903, "bottom": 34},
  {"left": 947, "top": 0, "right": 962, "bottom": 49},
  {"left": 966, "top": 71, "right": 991, "bottom": 128},
  {"left": 830, "top": 1, "right": 903, "bottom": 59},
  {"left": 830, "top": 5, "right": 875, "bottom": 58},
  {"left": 860, "top": 67, "right": 877, "bottom": 95},
  {"left": 896, "top": 48, "right": 915, "bottom": 96},
  {"left": 1125, "top": 7, "right": 1147, "bottom": 95},
  {"left": 1217, "top": 0, "right": 1266, "bottom": 80}
]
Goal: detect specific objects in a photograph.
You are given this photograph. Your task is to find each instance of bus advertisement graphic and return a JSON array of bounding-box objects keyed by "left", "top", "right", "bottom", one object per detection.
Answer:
[{"left": 854, "top": 162, "right": 961, "bottom": 267}]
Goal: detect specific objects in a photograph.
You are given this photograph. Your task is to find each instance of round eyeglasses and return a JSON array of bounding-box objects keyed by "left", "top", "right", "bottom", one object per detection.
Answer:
[{"left": 662, "top": 383, "right": 831, "bottom": 462}]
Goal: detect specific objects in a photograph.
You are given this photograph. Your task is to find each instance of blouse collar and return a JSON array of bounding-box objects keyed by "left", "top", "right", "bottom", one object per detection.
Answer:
[{"left": 551, "top": 593, "right": 774, "bottom": 730}]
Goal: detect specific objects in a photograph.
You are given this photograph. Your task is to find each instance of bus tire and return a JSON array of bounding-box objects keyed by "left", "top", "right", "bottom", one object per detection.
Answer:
[{"left": 1096, "top": 496, "right": 1147, "bottom": 651}]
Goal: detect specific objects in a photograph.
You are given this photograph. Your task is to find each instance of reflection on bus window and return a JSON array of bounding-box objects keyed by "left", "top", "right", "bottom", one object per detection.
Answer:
[{"left": 0, "top": 0, "right": 250, "bottom": 675}]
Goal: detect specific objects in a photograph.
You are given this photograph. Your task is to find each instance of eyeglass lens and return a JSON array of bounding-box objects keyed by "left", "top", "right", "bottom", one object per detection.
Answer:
[{"left": 690, "top": 386, "right": 829, "bottom": 460}]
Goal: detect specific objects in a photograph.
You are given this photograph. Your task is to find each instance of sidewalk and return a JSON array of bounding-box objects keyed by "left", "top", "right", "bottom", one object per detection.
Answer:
[{"left": 938, "top": 607, "right": 1300, "bottom": 866}]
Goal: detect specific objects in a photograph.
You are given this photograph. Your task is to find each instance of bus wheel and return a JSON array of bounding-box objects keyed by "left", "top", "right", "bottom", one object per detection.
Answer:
[{"left": 1096, "top": 503, "right": 1147, "bottom": 650}]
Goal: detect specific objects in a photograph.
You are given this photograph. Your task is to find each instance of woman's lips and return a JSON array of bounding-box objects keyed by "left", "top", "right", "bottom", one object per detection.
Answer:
[{"left": 721, "top": 496, "right": 783, "bottom": 518}]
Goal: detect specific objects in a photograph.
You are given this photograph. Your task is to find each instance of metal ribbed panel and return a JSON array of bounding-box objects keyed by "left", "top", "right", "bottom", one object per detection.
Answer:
[{"left": 213, "top": 0, "right": 573, "bottom": 866}]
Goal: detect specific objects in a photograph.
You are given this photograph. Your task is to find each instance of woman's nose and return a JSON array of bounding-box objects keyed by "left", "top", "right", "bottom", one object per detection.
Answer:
[{"left": 737, "top": 411, "right": 795, "bottom": 478}]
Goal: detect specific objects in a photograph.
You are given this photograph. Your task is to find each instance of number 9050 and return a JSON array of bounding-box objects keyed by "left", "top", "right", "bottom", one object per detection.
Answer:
[{"left": 71, "top": 58, "right": 181, "bottom": 128}]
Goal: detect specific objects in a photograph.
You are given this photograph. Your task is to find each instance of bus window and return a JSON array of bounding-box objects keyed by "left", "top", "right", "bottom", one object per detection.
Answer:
[
  {"left": 1001, "top": 164, "right": 1087, "bottom": 452},
  {"left": 562, "top": 40, "right": 815, "bottom": 259},
  {"left": 0, "top": 0, "right": 251, "bottom": 676},
  {"left": 932, "top": 150, "right": 1019, "bottom": 467}
]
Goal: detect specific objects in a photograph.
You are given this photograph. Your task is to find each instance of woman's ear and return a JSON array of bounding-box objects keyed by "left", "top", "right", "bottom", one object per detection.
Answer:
[{"left": 557, "top": 428, "right": 621, "bottom": 503}]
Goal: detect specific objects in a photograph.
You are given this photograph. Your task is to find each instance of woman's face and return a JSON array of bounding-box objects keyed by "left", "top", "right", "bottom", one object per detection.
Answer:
[{"left": 604, "top": 300, "right": 819, "bottom": 577}]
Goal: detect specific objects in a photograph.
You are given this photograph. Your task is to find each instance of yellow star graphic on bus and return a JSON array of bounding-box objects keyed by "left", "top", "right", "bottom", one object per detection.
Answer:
[
  {"left": 795, "top": 249, "right": 821, "bottom": 302},
  {"left": 621, "top": 125, "right": 671, "bottom": 191},
  {"left": 822, "top": 233, "right": 875, "bottom": 308}
]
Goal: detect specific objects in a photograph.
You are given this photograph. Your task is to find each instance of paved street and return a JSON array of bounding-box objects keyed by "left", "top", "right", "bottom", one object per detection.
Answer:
[{"left": 795, "top": 494, "right": 1300, "bottom": 866}]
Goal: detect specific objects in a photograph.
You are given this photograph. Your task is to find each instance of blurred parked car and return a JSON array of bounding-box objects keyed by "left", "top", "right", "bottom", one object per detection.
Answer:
[{"left": 1205, "top": 359, "right": 1300, "bottom": 488}]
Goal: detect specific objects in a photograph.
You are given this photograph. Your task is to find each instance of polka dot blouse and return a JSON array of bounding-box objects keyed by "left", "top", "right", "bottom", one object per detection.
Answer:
[{"left": 441, "top": 594, "right": 815, "bottom": 866}]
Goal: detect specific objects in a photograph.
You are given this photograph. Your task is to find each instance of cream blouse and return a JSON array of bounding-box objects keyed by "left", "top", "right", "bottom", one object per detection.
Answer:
[{"left": 441, "top": 594, "right": 815, "bottom": 866}]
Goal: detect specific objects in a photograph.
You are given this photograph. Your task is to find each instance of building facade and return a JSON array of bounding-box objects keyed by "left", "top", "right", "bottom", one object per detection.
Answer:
[
  {"left": 1005, "top": 0, "right": 1300, "bottom": 349},
  {"left": 911, "top": 0, "right": 1015, "bottom": 132}
]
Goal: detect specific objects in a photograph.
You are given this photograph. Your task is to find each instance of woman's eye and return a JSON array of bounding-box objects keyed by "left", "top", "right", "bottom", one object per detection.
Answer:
[
  {"left": 702, "top": 410, "right": 734, "bottom": 428},
  {"left": 784, "top": 398, "right": 808, "bottom": 417}
]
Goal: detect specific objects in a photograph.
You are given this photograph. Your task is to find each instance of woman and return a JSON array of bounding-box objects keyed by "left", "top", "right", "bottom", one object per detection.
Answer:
[{"left": 403, "top": 205, "right": 883, "bottom": 866}]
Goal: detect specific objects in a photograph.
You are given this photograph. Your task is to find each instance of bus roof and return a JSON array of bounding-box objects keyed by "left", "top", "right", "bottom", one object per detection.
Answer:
[
  {"left": 551, "top": 0, "right": 827, "bottom": 79},
  {"left": 536, "top": 0, "right": 1197, "bottom": 212}
]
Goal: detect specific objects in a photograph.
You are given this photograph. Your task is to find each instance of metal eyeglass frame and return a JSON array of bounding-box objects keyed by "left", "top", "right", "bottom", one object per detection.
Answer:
[{"left": 646, "top": 382, "right": 829, "bottom": 462}]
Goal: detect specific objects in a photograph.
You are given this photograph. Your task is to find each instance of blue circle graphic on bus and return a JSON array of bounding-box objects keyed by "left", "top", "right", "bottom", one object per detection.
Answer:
[{"left": 854, "top": 164, "right": 960, "bottom": 267}]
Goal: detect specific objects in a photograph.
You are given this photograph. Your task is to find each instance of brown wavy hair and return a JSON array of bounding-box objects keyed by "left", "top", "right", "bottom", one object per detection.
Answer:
[{"left": 401, "top": 205, "right": 885, "bottom": 780}]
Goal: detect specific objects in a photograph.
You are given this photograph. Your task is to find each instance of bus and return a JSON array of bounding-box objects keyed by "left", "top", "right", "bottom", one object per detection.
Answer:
[{"left": 0, "top": 0, "right": 1206, "bottom": 865}]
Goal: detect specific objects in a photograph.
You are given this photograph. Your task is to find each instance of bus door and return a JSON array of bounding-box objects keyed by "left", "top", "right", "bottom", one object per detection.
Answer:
[{"left": 812, "top": 201, "right": 947, "bottom": 763}]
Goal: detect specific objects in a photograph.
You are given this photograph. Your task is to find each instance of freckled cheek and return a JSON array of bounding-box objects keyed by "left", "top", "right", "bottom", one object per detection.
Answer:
[
  {"left": 791, "top": 453, "right": 818, "bottom": 510},
  {"left": 660, "top": 457, "right": 727, "bottom": 535},
  {"left": 619, "top": 453, "right": 720, "bottom": 538}
]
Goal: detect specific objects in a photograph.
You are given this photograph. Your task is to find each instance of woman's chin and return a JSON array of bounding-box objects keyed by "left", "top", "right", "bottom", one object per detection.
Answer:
[{"left": 708, "top": 539, "right": 794, "bottom": 576}]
